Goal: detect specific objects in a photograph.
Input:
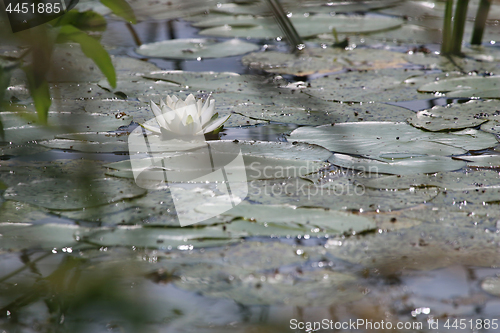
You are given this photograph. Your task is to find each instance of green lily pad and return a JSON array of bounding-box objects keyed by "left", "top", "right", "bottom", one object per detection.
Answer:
[
  {"left": 242, "top": 48, "right": 408, "bottom": 75},
  {"left": 176, "top": 260, "right": 364, "bottom": 306},
  {"left": 247, "top": 177, "right": 439, "bottom": 212},
  {"left": 136, "top": 38, "right": 259, "bottom": 60},
  {"left": 0, "top": 223, "right": 85, "bottom": 251},
  {"left": 418, "top": 76, "right": 500, "bottom": 98},
  {"left": 205, "top": 0, "right": 399, "bottom": 16},
  {"left": 0, "top": 201, "right": 53, "bottom": 223},
  {"left": 107, "top": 140, "right": 332, "bottom": 181},
  {"left": 196, "top": 14, "right": 403, "bottom": 39},
  {"left": 159, "top": 241, "right": 364, "bottom": 306},
  {"left": 325, "top": 224, "right": 500, "bottom": 271},
  {"left": 328, "top": 153, "right": 466, "bottom": 175},
  {"left": 357, "top": 170, "right": 500, "bottom": 190},
  {"left": 431, "top": 187, "right": 500, "bottom": 206},
  {"left": 480, "top": 120, "right": 500, "bottom": 135},
  {"left": 455, "top": 155, "right": 500, "bottom": 168},
  {"left": 129, "top": 0, "right": 216, "bottom": 21},
  {"left": 197, "top": 203, "right": 376, "bottom": 234},
  {"left": 84, "top": 225, "right": 237, "bottom": 249},
  {"left": 4, "top": 178, "right": 146, "bottom": 211},
  {"left": 289, "top": 122, "right": 494, "bottom": 159},
  {"left": 407, "top": 100, "right": 500, "bottom": 131},
  {"left": 1, "top": 111, "right": 131, "bottom": 144},
  {"left": 305, "top": 68, "right": 429, "bottom": 103}
]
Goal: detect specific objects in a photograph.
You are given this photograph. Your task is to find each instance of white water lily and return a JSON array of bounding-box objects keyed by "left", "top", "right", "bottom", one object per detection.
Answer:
[{"left": 143, "top": 94, "right": 230, "bottom": 138}]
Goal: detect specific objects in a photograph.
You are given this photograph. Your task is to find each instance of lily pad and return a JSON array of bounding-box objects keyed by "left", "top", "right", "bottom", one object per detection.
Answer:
[
  {"left": 84, "top": 225, "right": 237, "bottom": 249},
  {"left": 1, "top": 111, "right": 131, "bottom": 144},
  {"left": 357, "top": 170, "right": 500, "bottom": 190},
  {"left": 431, "top": 187, "right": 500, "bottom": 206},
  {"left": 289, "top": 122, "right": 495, "bottom": 159},
  {"left": 305, "top": 68, "right": 429, "bottom": 103},
  {"left": 407, "top": 100, "right": 500, "bottom": 131},
  {"left": 455, "top": 155, "right": 500, "bottom": 168},
  {"left": 325, "top": 224, "right": 500, "bottom": 271},
  {"left": 0, "top": 201, "right": 53, "bottom": 223},
  {"left": 196, "top": 14, "right": 404, "bottom": 39},
  {"left": 242, "top": 48, "right": 408, "bottom": 75},
  {"left": 108, "top": 140, "right": 332, "bottom": 182},
  {"left": 160, "top": 241, "right": 365, "bottom": 306},
  {"left": 480, "top": 120, "right": 500, "bottom": 135},
  {"left": 4, "top": 178, "right": 146, "bottom": 211},
  {"left": 0, "top": 223, "right": 84, "bottom": 251},
  {"left": 136, "top": 39, "right": 260, "bottom": 60},
  {"left": 418, "top": 75, "right": 500, "bottom": 98},
  {"left": 247, "top": 177, "right": 439, "bottom": 212},
  {"left": 197, "top": 203, "right": 376, "bottom": 234},
  {"left": 328, "top": 153, "right": 466, "bottom": 175}
]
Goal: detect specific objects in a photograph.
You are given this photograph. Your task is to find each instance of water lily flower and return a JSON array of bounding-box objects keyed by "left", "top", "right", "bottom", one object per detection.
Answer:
[{"left": 143, "top": 94, "right": 230, "bottom": 139}]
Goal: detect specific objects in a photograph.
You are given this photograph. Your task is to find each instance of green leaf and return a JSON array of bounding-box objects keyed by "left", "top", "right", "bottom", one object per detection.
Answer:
[
  {"left": 57, "top": 25, "right": 116, "bottom": 88},
  {"left": 22, "top": 65, "right": 51, "bottom": 124},
  {"left": 100, "top": 0, "right": 137, "bottom": 24},
  {"left": 51, "top": 9, "right": 107, "bottom": 30}
]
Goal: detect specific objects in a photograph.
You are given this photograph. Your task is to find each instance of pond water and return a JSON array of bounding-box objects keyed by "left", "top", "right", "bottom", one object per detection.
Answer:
[{"left": 2, "top": 0, "right": 500, "bottom": 332}]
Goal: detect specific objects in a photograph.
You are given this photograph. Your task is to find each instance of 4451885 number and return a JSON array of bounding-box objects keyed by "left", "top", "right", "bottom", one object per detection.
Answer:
[
  {"left": 444, "top": 319, "right": 498, "bottom": 330},
  {"left": 5, "top": 2, "right": 62, "bottom": 14}
]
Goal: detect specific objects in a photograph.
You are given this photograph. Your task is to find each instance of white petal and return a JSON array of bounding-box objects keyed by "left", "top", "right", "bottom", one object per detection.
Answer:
[
  {"left": 196, "top": 99, "right": 203, "bottom": 116},
  {"left": 200, "top": 99, "right": 215, "bottom": 125},
  {"left": 150, "top": 100, "right": 169, "bottom": 129},
  {"left": 185, "top": 94, "right": 196, "bottom": 106},
  {"left": 141, "top": 123, "right": 161, "bottom": 134},
  {"left": 166, "top": 95, "right": 177, "bottom": 108},
  {"left": 203, "top": 114, "right": 230, "bottom": 134}
]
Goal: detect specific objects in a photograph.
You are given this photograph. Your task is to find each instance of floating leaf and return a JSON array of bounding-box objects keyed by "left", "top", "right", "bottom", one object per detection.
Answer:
[
  {"left": 1, "top": 111, "right": 131, "bottom": 143},
  {"left": 325, "top": 224, "right": 500, "bottom": 271},
  {"left": 305, "top": 68, "right": 428, "bottom": 103},
  {"left": 4, "top": 178, "right": 146, "bottom": 210},
  {"left": 407, "top": 100, "right": 500, "bottom": 131},
  {"left": 247, "top": 177, "right": 439, "bottom": 212},
  {"left": 328, "top": 153, "right": 466, "bottom": 175},
  {"left": 196, "top": 14, "right": 403, "bottom": 39},
  {"left": 455, "top": 155, "right": 500, "bottom": 168},
  {"left": 197, "top": 203, "right": 376, "bottom": 234},
  {"left": 0, "top": 223, "right": 84, "bottom": 251},
  {"left": 357, "top": 170, "right": 500, "bottom": 190},
  {"left": 289, "top": 122, "right": 494, "bottom": 159},
  {"left": 84, "top": 225, "right": 237, "bottom": 249},
  {"left": 480, "top": 120, "right": 500, "bottom": 135},
  {"left": 107, "top": 140, "right": 332, "bottom": 181},
  {"left": 418, "top": 75, "right": 500, "bottom": 98},
  {"left": 242, "top": 48, "right": 408, "bottom": 76},
  {"left": 0, "top": 201, "right": 52, "bottom": 223},
  {"left": 136, "top": 39, "right": 259, "bottom": 60}
]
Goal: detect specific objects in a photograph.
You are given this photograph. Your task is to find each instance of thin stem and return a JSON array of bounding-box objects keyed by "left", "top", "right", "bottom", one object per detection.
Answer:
[
  {"left": 450, "top": 0, "right": 470, "bottom": 54},
  {"left": 471, "top": 0, "right": 492, "bottom": 45},
  {"left": 126, "top": 22, "right": 142, "bottom": 47},
  {"left": 441, "top": 0, "right": 454, "bottom": 54},
  {"left": 265, "top": 0, "right": 304, "bottom": 53}
]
